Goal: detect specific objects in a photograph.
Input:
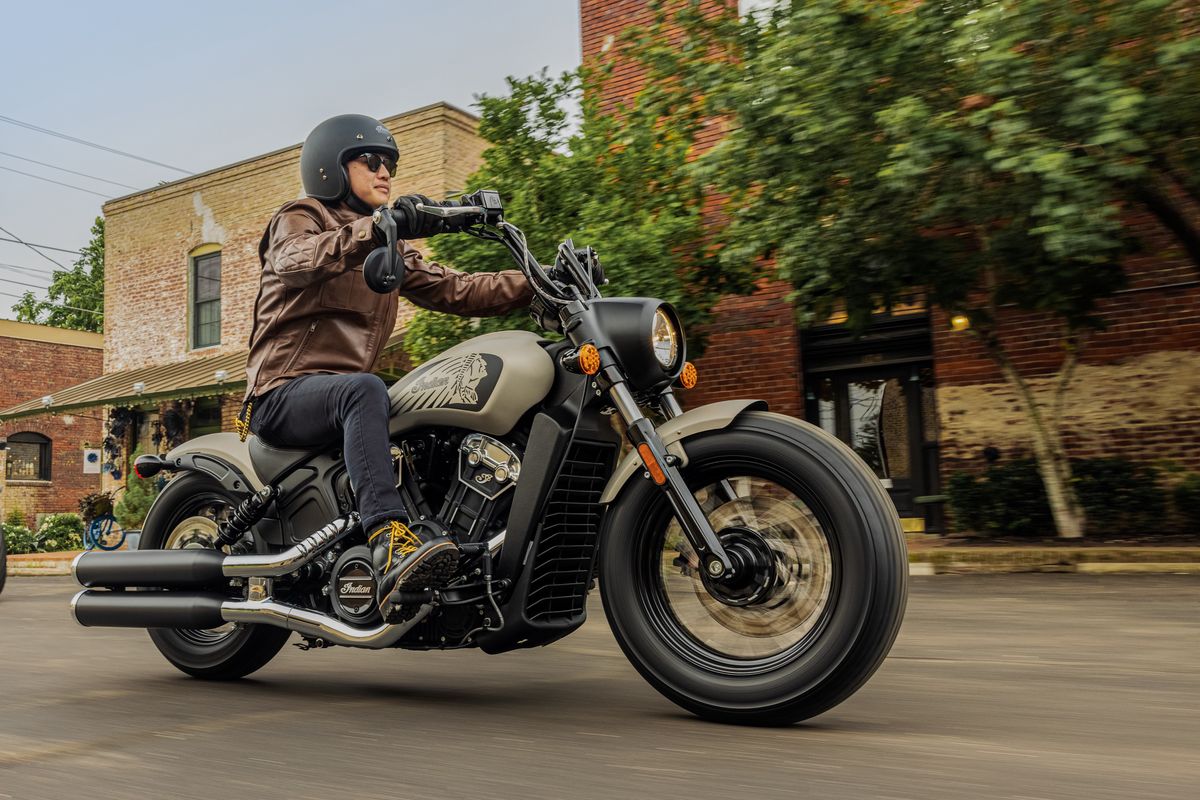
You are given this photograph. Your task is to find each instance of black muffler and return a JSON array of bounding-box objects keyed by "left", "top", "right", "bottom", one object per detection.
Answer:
[
  {"left": 73, "top": 549, "right": 227, "bottom": 589},
  {"left": 71, "top": 590, "right": 227, "bottom": 629}
]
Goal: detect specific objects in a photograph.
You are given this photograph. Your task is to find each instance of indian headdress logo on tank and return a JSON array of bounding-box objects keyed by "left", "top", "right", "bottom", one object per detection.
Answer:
[{"left": 394, "top": 353, "right": 501, "bottom": 413}]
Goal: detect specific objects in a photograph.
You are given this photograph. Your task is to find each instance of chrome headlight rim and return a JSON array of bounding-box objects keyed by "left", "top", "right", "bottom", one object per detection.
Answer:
[{"left": 651, "top": 307, "right": 681, "bottom": 370}]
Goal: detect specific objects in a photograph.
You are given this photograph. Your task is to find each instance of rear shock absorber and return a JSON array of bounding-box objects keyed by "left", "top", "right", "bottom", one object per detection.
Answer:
[{"left": 216, "top": 485, "right": 278, "bottom": 549}]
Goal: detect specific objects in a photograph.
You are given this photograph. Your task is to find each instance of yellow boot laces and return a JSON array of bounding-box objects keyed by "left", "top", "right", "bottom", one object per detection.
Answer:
[{"left": 368, "top": 520, "right": 422, "bottom": 573}]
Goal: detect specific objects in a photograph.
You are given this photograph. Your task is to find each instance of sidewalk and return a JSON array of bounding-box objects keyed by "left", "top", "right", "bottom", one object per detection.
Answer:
[{"left": 8, "top": 541, "right": 1200, "bottom": 577}]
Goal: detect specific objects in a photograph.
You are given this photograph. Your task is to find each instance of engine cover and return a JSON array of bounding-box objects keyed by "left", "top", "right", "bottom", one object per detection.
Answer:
[{"left": 329, "top": 545, "right": 382, "bottom": 626}]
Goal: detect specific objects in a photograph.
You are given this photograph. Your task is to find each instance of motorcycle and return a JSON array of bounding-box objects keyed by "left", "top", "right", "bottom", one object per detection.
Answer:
[{"left": 70, "top": 191, "right": 907, "bottom": 725}]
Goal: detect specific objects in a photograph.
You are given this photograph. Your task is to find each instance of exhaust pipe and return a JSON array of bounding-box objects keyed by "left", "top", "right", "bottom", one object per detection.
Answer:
[
  {"left": 73, "top": 516, "right": 354, "bottom": 589},
  {"left": 70, "top": 590, "right": 427, "bottom": 649}
]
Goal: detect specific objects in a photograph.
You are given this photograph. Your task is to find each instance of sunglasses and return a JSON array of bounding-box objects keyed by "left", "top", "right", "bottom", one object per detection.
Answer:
[{"left": 354, "top": 152, "right": 397, "bottom": 177}]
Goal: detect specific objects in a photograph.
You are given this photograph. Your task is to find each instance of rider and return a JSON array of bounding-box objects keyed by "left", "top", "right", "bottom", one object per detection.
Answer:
[{"left": 241, "top": 114, "right": 532, "bottom": 619}]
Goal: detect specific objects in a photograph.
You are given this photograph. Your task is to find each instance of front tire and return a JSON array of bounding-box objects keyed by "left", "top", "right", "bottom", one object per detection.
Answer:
[
  {"left": 141, "top": 473, "right": 289, "bottom": 680},
  {"left": 600, "top": 411, "right": 907, "bottom": 725}
]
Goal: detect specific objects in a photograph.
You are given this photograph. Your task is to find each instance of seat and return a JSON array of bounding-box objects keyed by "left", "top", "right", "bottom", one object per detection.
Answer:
[{"left": 247, "top": 436, "right": 323, "bottom": 486}]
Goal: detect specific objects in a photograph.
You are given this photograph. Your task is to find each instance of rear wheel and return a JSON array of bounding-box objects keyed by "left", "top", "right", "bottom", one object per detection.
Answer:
[
  {"left": 142, "top": 473, "right": 289, "bottom": 680},
  {"left": 600, "top": 411, "right": 907, "bottom": 725}
]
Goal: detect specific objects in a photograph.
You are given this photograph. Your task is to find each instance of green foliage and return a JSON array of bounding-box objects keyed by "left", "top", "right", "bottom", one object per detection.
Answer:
[
  {"left": 948, "top": 457, "right": 1168, "bottom": 537},
  {"left": 115, "top": 448, "right": 161, "bottom": 529},
  {"left": 35, "top": 513, "right": 84, "bottom": 552},
  {"left": 403, "top": 68, "right": 755, "bottom": 364},
  {"left": 12, "top": 216, "right": 105, "bottom": 332},
  {"left": 4, "top": 508, "right": 26, "bottom": 528},
  {"left": 1173, "top": 473, "right": 1200, "bottom": 531},
  {"left": 2, "top": 523, "right": 36, "bottom": 555},
  {"left": 947, "top": 459, "right": 1053, "bottom": 536},
  {"left": 638, "top": 0, "right": 1199, "bottom": 330},
  {"left": 77, "top": 490, "right": 115, "bottom": 522}
]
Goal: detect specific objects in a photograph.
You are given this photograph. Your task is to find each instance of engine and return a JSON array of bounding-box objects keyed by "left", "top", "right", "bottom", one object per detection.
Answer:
[{"left": 324, "top": 432, "right": 521, "bottom": 628}]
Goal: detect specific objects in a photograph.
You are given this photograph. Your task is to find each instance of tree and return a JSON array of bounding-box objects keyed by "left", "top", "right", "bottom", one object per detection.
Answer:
[
  {"left": 636, "top": 0, "right": 1200, "bottom": 537},
  {"left": 13, "top": 216, "right": 105, "bottom": 333},
  {"left": 403, "top": 69, "right": 755, "bottom": 365}
]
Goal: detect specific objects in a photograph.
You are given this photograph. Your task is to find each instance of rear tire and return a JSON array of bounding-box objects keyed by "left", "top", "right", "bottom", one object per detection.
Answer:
[
  {"left": 141, "top": 473, "right": 289, "bottom": 680},
  {"left": 600, "top": 411, "right": 907, "bottom": 725}
]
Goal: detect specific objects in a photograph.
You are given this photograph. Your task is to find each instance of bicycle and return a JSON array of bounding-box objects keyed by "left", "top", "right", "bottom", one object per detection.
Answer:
[{"left": 83, "top": 513, "right": 126, "bottom": 551}]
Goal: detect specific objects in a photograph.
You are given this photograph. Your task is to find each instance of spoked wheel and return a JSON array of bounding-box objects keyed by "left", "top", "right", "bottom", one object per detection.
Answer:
[
  {"left": 601, "top": 412, "right": 907, "bottom": 726},
  {"left": 142, "top": 473, "right": 289, "bottom": 679}
]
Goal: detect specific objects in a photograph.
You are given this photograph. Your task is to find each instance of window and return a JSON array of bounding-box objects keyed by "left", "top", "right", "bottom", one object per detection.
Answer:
[
  {"left": 192, "top": 250, "right": 221, "bottom": 348},
  {"left": 187, "top": 397, "right": 223, "bottom": 438},
  {"left": 5, "top": 432, "right": 51, "bottom": 481}
]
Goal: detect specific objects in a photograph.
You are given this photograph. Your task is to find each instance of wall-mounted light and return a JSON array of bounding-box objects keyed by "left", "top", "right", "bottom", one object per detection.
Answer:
[
  {"left": 214, "top": 369, "right": 228, "bottom": 384},
  {"left": 950, "top": 314, "right": 971, "bottom": 332},
  {"left": 41, "top": 395, "right": 53, "bottom": 408},
  {"left": 132, "top": 381, "right": 146, "bottom": 395}
]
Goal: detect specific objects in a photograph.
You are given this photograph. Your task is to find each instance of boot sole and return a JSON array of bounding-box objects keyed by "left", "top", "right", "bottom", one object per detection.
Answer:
[{"left": 381, "top": 542, "right": 460, "bottom": 623}]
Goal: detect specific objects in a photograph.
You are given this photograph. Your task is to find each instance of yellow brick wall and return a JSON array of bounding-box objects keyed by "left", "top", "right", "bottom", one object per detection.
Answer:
[{"left": 102, "top": 103, "right": 486, "bottom": 373}]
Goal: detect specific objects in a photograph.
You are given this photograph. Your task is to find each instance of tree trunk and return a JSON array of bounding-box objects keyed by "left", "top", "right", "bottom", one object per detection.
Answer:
[{"left": 992, "top": 348, "right": 1087, "bottom": 538}]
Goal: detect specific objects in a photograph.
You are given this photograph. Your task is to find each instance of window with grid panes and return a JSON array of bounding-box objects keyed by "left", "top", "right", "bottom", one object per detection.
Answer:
[{"left": 192, "top": 251, "right": 221, "bottom": 348}]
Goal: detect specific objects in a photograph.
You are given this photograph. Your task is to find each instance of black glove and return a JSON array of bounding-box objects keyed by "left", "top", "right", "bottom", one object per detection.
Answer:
[{"left": 389, "top": 194, "right": 445, "bottom": 239}]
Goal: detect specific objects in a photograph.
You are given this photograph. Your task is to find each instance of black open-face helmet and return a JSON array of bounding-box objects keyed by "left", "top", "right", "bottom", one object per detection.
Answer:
[{"left": 300, "top": 114, "right": 398, "bottom": 203}]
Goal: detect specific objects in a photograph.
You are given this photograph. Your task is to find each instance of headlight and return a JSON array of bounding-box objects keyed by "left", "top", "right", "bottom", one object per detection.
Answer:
[{"left": 651, "top": 308, "right": 679, "bottom": 368}]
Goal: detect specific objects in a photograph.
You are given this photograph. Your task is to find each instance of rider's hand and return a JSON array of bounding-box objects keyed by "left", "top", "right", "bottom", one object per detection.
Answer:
[{"left": 389, "top": 194, "right": 444, "bottom": 239}]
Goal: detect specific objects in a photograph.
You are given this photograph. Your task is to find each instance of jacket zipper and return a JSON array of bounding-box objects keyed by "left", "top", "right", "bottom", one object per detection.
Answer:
[{"left": 281, "top": 319, "right": 319, "bottom": 375}]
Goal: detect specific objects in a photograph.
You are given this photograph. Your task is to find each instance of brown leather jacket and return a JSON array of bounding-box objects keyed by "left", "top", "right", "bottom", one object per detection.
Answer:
[{"left": 243, "top": 197, "right": 532, "bottom": 401}]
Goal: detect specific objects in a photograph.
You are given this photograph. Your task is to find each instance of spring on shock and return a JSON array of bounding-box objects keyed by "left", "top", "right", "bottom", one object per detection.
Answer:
[{"left": 216, "top": 485, "right": 278, "bottom": 548}]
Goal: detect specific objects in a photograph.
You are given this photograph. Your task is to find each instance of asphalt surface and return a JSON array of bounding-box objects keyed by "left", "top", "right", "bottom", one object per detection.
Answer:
[{"left": 1, "top": 575, "right": 1197, "bottom": 800}]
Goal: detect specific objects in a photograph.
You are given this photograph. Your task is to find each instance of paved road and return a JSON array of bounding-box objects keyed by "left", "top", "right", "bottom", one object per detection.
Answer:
[{"left": 1, "top": 575, "right": 1197, "bottom": 800}]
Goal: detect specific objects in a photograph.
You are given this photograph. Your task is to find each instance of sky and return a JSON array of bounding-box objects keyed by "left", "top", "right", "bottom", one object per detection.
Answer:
[{"left": 0, "top": 0, "right": 582, "bottom": 320}]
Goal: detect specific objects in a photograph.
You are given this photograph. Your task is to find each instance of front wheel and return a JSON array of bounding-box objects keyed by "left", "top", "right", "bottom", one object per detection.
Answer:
[
  {"left": 600, "top": 411, "right": 907, "bottom": 725},
  {"left": 141, "top": 473, "right": 290, "bottom": 680}
]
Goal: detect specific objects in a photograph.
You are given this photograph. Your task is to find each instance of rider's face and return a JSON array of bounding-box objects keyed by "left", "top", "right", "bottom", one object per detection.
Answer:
[{"left": 346, "top": 154, "right": 392, "bottom": 208}]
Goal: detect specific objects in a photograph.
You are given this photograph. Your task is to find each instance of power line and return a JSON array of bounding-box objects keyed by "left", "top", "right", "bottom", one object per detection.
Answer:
[
  {"left": 0, "top": 223, "right": 65, "bottom": 269},
  {"left": 0, "top": 164, "right": 113, "bottom": 198},
  {"left": 0, "top": 150, "right": 140, "bottom": 190},
  {"left": 0, "top": 114, "right": 192, "bottom": 175},
  {"left": 0, "top": 261, "right": 58, "bottom": 277},
  {"left": 0, "top": 236, "right": 79, "bottom": 254},
  {"left": 0, "top": 288, "right": 103, "bottom": 316},
  {"left": 0, "top": 275, "right": 50, "bottom": 291}
]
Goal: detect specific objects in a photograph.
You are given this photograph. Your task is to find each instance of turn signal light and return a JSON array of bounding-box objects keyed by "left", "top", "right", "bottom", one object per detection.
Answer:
[
  {"left": 679, "top": 362, "right": 698, "bottom": 389},
  {"left": 579, "top": 343, "right": 601, "bottom": 375},
  {"left": 637, "top": 443, "right": 667, "bottom": 485}
]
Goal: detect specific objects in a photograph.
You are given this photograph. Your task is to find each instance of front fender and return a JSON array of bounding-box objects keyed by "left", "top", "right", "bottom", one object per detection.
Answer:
[
  {"left": 598, "top": 399, "right": 767, "bottom": 505},
  {"left": 164, "top": 432, "right": 264, "bottom": 493}
]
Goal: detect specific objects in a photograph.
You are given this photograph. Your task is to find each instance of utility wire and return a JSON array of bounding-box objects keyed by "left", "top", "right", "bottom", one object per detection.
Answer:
[
  {"left": 0, "top": 164, "right": 113, "bottom": 198},
  {"left": 0, "top": 236, "right": 79, "bottom": 254},
  {"left": 0, "top": 261, "right": 58, "bottom": 277},
  {"left": 0, "top": 223, "right": 65, "bottom": 269},
  {"left": 0, "top": 114, "right": 192, "bottom": 174},
  {"left": 0, "top": 288, "right": 103, "bottom": 316},
  {"left": 0, "top": 150, "right": 140, "bottom": 190},
  {"left": 0, "top": 275, "right": 50, "bottom": 291}
]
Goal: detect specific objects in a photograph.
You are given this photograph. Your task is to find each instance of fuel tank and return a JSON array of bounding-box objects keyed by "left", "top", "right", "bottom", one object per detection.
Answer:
[{"left": 387, "top": 330, "right": 555, "bottom": 436}]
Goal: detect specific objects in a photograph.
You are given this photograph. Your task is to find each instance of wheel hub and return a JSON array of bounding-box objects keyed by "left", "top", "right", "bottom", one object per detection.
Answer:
[{"left": 701, "top": 527, "right": 780, "bottom": 607}]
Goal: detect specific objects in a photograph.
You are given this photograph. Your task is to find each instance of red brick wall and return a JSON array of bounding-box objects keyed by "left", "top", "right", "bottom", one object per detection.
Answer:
[{"left": 0, "top": 334, "right": 104, "bottom": 523}]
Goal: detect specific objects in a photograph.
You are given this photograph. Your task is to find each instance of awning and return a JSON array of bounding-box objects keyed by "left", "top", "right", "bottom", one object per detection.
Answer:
[
  {"left": 0, "top": 350, "right": 249, "bottom": 422},
  {"left": 0, "top": 331, "right": 411, "bottom": 422}
]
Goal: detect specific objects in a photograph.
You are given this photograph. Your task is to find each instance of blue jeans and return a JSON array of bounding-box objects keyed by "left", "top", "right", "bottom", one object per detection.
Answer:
[{"left": 249, "top": 373, "right": 403, "bottom": 533}]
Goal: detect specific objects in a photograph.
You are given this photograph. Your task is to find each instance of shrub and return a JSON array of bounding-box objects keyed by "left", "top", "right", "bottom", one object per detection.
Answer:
[
  {"left": 36, "top": 513, "right": 84, "bottom": 552},
  {"left": 115, "top": 448, "right": 160, "bottom": 529},
  {"left": 947, "top": 457, "right": 1167, "bottom": 537},
  {"left": 2, "top": 523, "right": 37, "bottom": 555},
  {"left": 1173, "top": 474, "right": 1200, "bottom": 531},
  {"left": 5, "top": 508, "right": 26, "bottom": 528}
]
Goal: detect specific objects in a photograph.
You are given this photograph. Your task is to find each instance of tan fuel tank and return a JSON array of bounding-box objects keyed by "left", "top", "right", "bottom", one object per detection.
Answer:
[{"left": 387, "top": 330, "right": 555, "bottom": 437}]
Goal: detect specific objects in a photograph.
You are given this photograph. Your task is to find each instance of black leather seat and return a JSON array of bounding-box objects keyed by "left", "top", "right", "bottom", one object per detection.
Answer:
[{"left": 248, "top": 436, "right": 322, "bottom": 486}]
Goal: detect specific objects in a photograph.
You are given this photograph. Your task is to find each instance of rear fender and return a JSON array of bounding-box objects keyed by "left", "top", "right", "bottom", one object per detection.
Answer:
[
  {"left": 163, "top": 432, "right": 264, "bottom": 494},
  {"left": 598, "top": 399, "right": 767, "bottom": 505}
]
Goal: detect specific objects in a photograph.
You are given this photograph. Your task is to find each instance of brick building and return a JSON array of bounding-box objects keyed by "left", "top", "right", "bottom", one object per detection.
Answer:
[
  {"left": 0, "top": 320, "right": 104, "bottom": 523},
  {"left": 0, "top": 103, "right": 487, "bottom": 483},
  {"left": 582, "top": 0, "right": 1200, "bottom": 530}
]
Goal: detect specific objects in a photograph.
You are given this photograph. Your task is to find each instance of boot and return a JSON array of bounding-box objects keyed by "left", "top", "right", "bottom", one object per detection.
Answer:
[{"left": 367, "top": 519, "right": 459, "bottom": 622}]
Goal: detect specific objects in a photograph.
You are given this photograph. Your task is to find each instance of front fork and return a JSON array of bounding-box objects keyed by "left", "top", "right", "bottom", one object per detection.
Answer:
[{"left": 608, "top": 382, "right": 735, "bottom": 579}]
